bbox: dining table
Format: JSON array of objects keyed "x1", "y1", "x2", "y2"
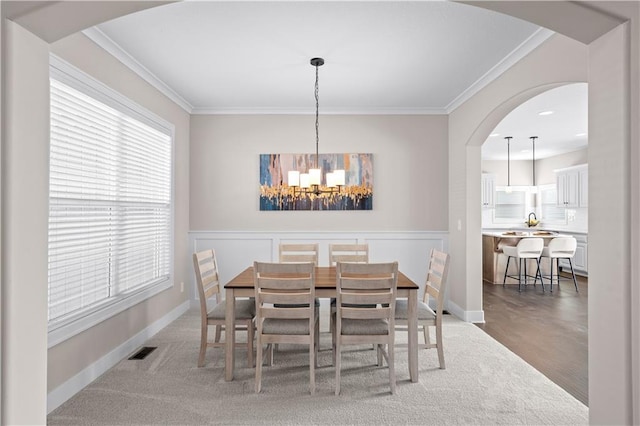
[{"x1": 224, "y1": 265, "x2": 420, "y2": 382}]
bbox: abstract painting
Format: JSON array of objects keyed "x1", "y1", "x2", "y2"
[{"x1": 259, "y1": 153, "x2": 373, "y2": 211}]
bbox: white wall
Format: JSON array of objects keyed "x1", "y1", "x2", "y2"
[
  {"x1": 448, "y1": 32, "x2": 588, "y2": 319},
  {"x1": 587, "y1": 22, "x2": 631, "y2": 424},
  {"x1": 2, "y1": 20, "x2": 50, "y2": 425},
  {"x1": 190, "y1": 114, "x2": 449, "y2": 232}
]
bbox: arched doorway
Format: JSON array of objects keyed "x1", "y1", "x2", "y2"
[{"x1": 478, "y1": 82, "x2": 589, "y2": 404}]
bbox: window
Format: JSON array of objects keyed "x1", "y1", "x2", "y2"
[
  {"x1": 48, "y1": 56, "x2": 173, "y2": 345},
  {"x1": 539, "y1": 184, "x2": 566, "y2": 224},
  {"x1": 493, "y1": 187, "x2": 528, "y2": 222}
]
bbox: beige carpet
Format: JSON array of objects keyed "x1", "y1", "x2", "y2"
[{"x1": 48, "y1": 309, "x2": 588, "y2": 425}]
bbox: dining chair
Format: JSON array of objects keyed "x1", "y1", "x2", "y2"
[
  {"x1": 395, "y1": 249, "x2": 450, "y2": 369},
  {"x1": 253, "y1": 261, "x2": 318, "y2": 394},
  {"x1": 329, "y1": 243, "x2": 370, "y2": 344},
  {"x1": 328, "y1": 243, "x2": 369, "y2": 265},
  {"x1": 275, "y1": 243, "x2": 320, "y2": 352},
  {"x1": 334, "y1": 261, "x2": 398, "y2": 395},
  {"x1": 279, "y1": 243, "x2": 319, "y2": 265},
  {"x1": 193, "y1": 249, "x2": 255, "y2": 368}
]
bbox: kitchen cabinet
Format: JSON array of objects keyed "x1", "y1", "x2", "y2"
[
  {"x1": 482, "y1": 173, "x2": 495, "y2": 208},
  {"x1": 556, "y1": 165, "x2": 587, "y2": 208},
  {"x1": 558, "y1": 232, "x2": 588, "y2": 275}
]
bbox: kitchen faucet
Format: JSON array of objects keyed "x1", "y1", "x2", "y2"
[{"x1": 526, "y1": 212, "x2": 539, "y2": 227}]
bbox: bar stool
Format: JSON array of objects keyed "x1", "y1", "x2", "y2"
[
  {"x1": 540, "y1": 237, "x2": 579, "y2": 292},
  {"x1": 502, "y1": 238, "x2": 545, "y2": 292}
]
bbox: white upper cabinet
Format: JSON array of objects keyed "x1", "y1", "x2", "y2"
[
  {"x1": 481, "y1": 173, "x2": 495, "y2": 208},
  {"x1": 556, "y1": 165, "x2": 587, "y2": 208}
]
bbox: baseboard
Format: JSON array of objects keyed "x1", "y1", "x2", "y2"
[
  {"x1": 47, "y1": 300, "x2": 190, "y2": 414},
  {"x1": 447, "y1": 300, "x2": 485, "y2": 324}
]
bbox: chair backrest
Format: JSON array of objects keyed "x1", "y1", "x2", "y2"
[
  {"x1": 335, "y1": 261, "x2": 398, "y2": 326},
  {"x1": 423, "y1": 249, "x2": 450, "y2": 314},
  {"x1": 193, "y1": 249, "x2": 222, "y2": 314},
  {"x1": 279, "y1": 243, "x2": 319, "y2": 265},
  {"x1": 546, "y1": 237, "x2": 577, "y2": 257},
  {"x1": 516, "y1": 237, "x2": 544, "y2": 258},
  {"x1": 329, "y1": 243, "x2": 369, "y2": 266},
  {"x1": 253, "y1": 261, "x2": 316, "y2": 326}
]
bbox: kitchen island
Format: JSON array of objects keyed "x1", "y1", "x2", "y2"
[{"x1": 482, "y1": 230, "x2": 568, "y2": 285}]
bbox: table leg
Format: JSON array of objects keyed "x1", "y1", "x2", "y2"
[
  {"x1": 408, "y1": 289, "x2": 418, "y2": 382},
  {"x1": 225, "y1": 289, "x2": 236, "y2": 381}
]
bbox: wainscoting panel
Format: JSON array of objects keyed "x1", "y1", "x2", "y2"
[{"x1": 188, "y1": 230, "x2": 449, "y2": 308}]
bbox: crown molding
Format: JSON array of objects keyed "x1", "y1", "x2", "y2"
[
  {"x1": 82, "y1": 27, "x2": 194, "y2": 114},
  {"x1": 445, "y1": 27, "x2": 554, "y2": 113},
  {"x1": 191, "y1": 107, "x2": 448, "y2": 115}
]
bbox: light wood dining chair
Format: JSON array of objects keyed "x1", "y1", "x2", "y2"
[
  {"x1": 329, "y1": 243, "x2": 370, "y2": 343},
  {"x1": 276, "y1": 243, "x2": 320, "y2": 352},
  {"x1": 395, "y1": 248, "x2": 450, "y2": 369},
  {"x1": 193, "y1": 249, "x2": 254, "y2": 368},
  {"x1": 279, "y1": 243, "x2": 319, "y2": 265},
  {"x1": 253, "y1": 261, "x2": 318, "y2": 394},
  {"x1": 329, "y1": 243, "x2": 369, "y2": 265},
  {"x1": 334, "y1": 261, "x2": 398, "y2": 395}
]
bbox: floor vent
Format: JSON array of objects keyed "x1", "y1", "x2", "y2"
[{"x1": 128, "y1": 346, "x2": 157, "y2": 360}]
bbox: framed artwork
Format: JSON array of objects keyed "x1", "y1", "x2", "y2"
[{"x1": 259, "y1": 153, "x2": 373, "y2": 211}]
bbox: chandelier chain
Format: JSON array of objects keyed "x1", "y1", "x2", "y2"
[{"x1": 315, "y1": 63, "x2": 320, "y2": 169}]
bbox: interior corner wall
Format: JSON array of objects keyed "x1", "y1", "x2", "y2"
[
  {"x1": 1, "y1": 19, "x2": 50, "y2": 425},
  {"x1": 46, "y1": 33, "x2": 191, "y2": 397},
  {"x1": 189, "y1": 114, "x2": 449, "y2": 232},
  {"x1": 587, "y1": 22, "x2": 632, "y2": 425},
  {"x1": 447, "y1": 33, "x2": 588, "y2": 318}
]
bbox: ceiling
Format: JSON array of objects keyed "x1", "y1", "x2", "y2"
[
  {"x1": 481, "y1": 83, "x2": 588, "y2": 160},
  {"x1": 87, "y1": 1, "x2": 586, "y2": 157}
]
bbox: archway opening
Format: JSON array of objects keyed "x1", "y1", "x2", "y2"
[{"x1": 476, "y1": 82, "x2": 589, "y2": 405}]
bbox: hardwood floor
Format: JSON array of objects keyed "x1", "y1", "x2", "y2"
[{"x1": 476, "y1": 274, "x2": 588, "y2": 406}]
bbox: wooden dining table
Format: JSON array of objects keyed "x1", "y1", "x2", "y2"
[{"x1": 224, "y1": 265, "x2": 420, "y2": 383}]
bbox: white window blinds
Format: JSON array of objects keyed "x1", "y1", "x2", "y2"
[{"x1": 48, "y1": 76, "x2": 172, "y2": 325}]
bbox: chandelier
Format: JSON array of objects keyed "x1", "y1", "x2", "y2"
[{"x1": 287, "y1": 58, "x2": 345, "y2": 196}]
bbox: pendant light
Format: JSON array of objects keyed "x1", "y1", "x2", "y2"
[
  {"x1": 505, "y1": 136, "x2": 513, "y2": 193},
  {"x1": 530, "y1": 136, "x2": 538, "y2": 193},
  {"x1": 288, "y1": 57, "x2": 345, "y2": 195}
]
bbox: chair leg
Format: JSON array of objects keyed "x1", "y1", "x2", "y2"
[
  {"x1": 198, "y1": 323, "x2": 208, "y2": 368},
  {"x1": 310, "y1": 328, "x2": 316, "y2": 395},
  {"x1": 388, "y1": 341, "x2": 396, "y2": 395},
  {"x1": 436, "y1": 320, "x2": 445, "y2": 369},
  {"x1": 214, "y1": 324, "x2": 222, "y2": 343},
  {"x1": 503, "y1": 256, "x2": 511, "y2": 286},
  {"x1": 518, "y1": 258, "x2": 523, "y2": 292},
  {"x1": 267, "y1": 343, "x2": 274, "y2": 366},
  {"x1": 549, "y1": 257, "x2": 554, "y2": 292},
  {"x1": 568, "y1": 258, "x2": 579, "y2": 292},
  {"x1": 246, "y1": 319, "x2": 254, "y2": 368},
  {"x1": 423, "y1": 324, "x2": 431, "y2": 346},
  {"x1": 314, "y1": 319, "x2": 320, "y2": 368},
  {"x1": 377, "y1": 344, "x2": 383, "y2": 367},
  {"x1": 335, "y1": 340, "x2": 341, "y2": 396},
  {"x1": 535, "y1": 258, "x2": 544, "y2": 292},
  {"x1": 255, "y1": 338, "x2": 263, "y2": 393}
]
